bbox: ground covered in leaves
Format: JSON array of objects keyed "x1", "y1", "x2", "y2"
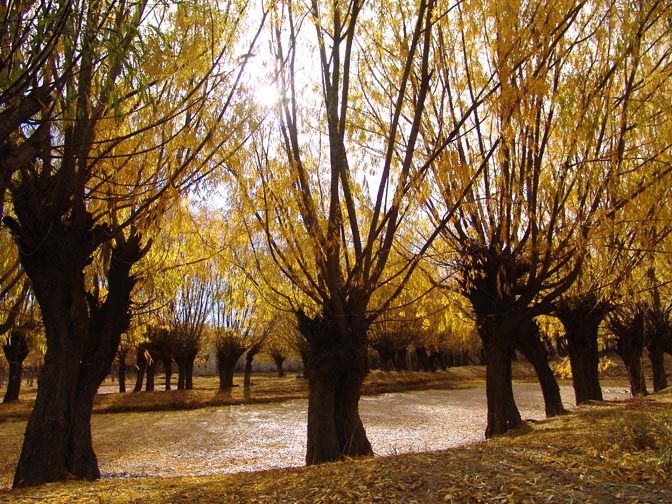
[
  {"x1": 1, "y1": 389, "x2": 671, "y2": 503},
  {"x1": 0, "y1": 358, "x2": 669, "y2": 503}
]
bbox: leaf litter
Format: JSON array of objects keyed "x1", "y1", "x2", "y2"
[{"x1": 0, "y1": 366, "x2": 669, "y2": 503}]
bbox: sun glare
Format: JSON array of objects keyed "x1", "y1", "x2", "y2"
[{"x1": 254, "y1": 83, "x2": 281, "y2": 108}]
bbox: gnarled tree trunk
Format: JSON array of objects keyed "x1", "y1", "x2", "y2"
[{"x1": 298, "y1": 311, "x2": 373, "y2": 465}]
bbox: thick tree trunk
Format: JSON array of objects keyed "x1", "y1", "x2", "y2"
[
  {"x1": 555, "y1": 298, "x2": 606, "y2": 404},
  {"x1": 217, "y1": 355, "x2": 233, "y2": 390},
  {"x1": 244, "y1": 353, "x2": 254, "y2": 387},
  {"x1": 216, "y1": 340, "x2": 245, "y2": 392},
  {"x1": 216, "y1": 351, "x2": 242, "y2": 391},
  {"x1": 646, "y1": 317, "x2": 669, "y2": 392},
  {"x1": 298, "y1": 311, "x2": 373, "y2": 465},
  {"x1": 514, "y1": 319, "x2": 566, "y2": 417},
  {"x1": 482, "y1": 326, "x2": 522, "y2": 438},
  {"x1": 13, "y1": 341, "x2": 83, "y2": 486},
  {"x1": 3, "y1": 329, "x2": 30, "y2": 403},
  {"x1": 117, "y1": 349, "x2": 128, "y2": 393},
  {"x1": 176, "y1": 358, "x2": 187, "y2": 390}
]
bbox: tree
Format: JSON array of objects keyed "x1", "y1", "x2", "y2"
[
  {"x1": 424, "y1": 0, "x2": 604, "y2": 435},
  {"x1": 232, "y1": 0, "x2": 467, "y2": 464},
  {"x1": 425, "y1": 0, "x2": 672, "y2": 435},
  {"x1": 3, "y1": 0, "x2": 261, "y2": 486}
]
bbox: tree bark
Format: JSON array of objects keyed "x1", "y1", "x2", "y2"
[
  {"x1": 145, "y1": 353, "x2": 157, "y2": 392},
  {"x1": 175, "y1": 359, "x2": 186, "y2": 390},
  {"x1": 116, "y1": 349, "x2": 128, "y2": 393},
  {"x1": 185, "y1": 352, "x2": 196, "y2": 390},
  {"x1": 481, "y1": 320, "x2": 522, "y2": 438},
  {"x1": 514, "y1": 319, "x2": 566, "y2": 417},
  {"x1": 555, "y1": 296, "x2": 607, "y2": 404},
  {"x1": 615, "y1": 315, "x2": 648, "y2": 397},
  {"x1": 648, "y1": 342, "x2": 667, "y2": 392},
  {"x1": 8, "y1": 222, "x2": 146, "y2": 487},
  {"x1": 645, "y1": 311, "x2": 669, "y2": 392},
  {"x1": 298, "y1": 311, "x2": 373, "y2": 465}
]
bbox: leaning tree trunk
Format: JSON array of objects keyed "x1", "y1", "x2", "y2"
[
  {"x1": 514, "y1": 319, "x2": 566, "y2": 417},
  {"x1": 297, "y1": 311, "x2": 373, "y2": 465},
  {"x1": 2, "y1": 328, "x2": 30, "y2": 403},
  {"x1": 244, "y1": 344, "x2": 262, "y2": 388},
  {"x1": 555, "y1": 297, "x2": 607, "y2": 405}
]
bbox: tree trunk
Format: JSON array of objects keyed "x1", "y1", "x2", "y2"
[
  {"x1": 162, "y1": 355, "x2": 172, "y2": 391},
  {"x1": 616, "y1": 324, "x2": 648, "y2": 397},
  {"x1": 3, "y1": 329, "x2": 30, "y2": 403},
  {"x1": 145, "y1": 354, "x2": 157, "y2": 392},
  {"x1": 514, "y1": 319, "x2": 566, "y2": 417},
  {"x1": 118, "y1": 359, "x2": 127, "y2": 393},
  {"x1": 646, "y1": 315, "x2": 669, "y2": 392},
  {"x1": 133, "y1": 348, "x2": 146, "y2": 392},
  {"x1": 216, "y1": 339, "x2": 245, "y2": 392},
  {"x1": 272, "y1": 353, "x2": 286, "y2": 377},
  {"x1": 648, "y1": 343, "x2": 667, "y2": 392},
  {"x1": 216, "y1": 350, "x2": 241, "y2": 391},
  {"x1": 482, "y1": 324, "x2": 522, "y2": 438},
  {"x1": 244, "y1": 353, "x2": 254, "y2": 387},
  {"x1": 176, "y1": 358, "x2": 187, "y2": 390},
  {"x1": 297, "y1": 311, "x2": 373, "y2": 465},
  {"x1": 117, "y1": 349, "x2": 128, "y2": 393},
  {"x1": 555, "y1": 298, "x2": 607, "y2": 404},
  {"x1": 185, "y1": 352, "x2": 196, "y2": 390}
]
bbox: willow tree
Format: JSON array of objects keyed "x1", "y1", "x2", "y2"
[
  {"x1": 422, "y1": 0, "x2": 635, "y2": 435},
  {"x1": 230, "y1": 0, "x2": 473, "y2": 464},
  {"x1": 553, "y1": 0, "x2": 672, "y2": 403},
  {"x1": 3, "y1": 0, "x2": 261, "y2": 487}
]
